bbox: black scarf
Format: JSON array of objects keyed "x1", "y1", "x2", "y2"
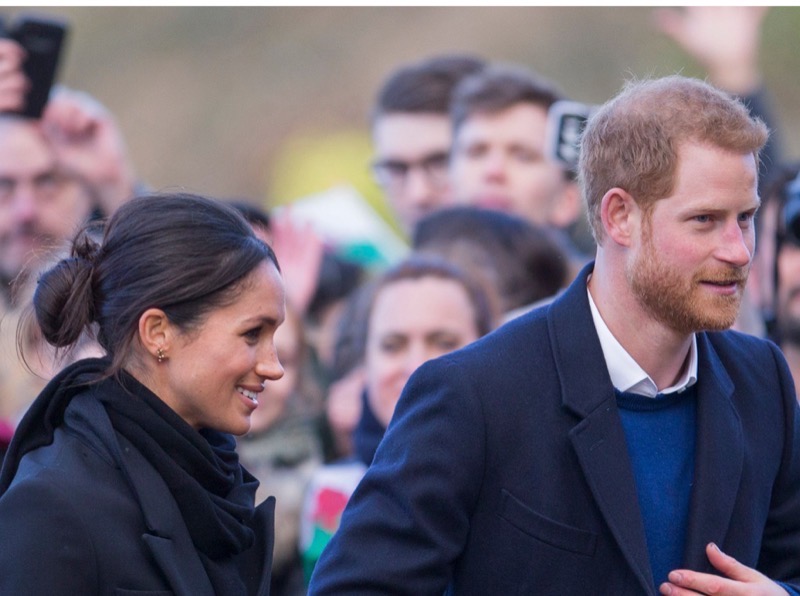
[{"x1": 0, "y1": 358, "x2": 259, "y2": 594}]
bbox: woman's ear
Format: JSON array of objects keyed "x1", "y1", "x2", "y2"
[
  {"x1": 600, "y1": 187, "x2": 640, "y2": 248},
  {"x1": 138, "y1": 308, "x2": 173, "y2": 363}
]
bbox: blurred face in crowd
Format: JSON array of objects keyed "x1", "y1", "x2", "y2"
[
  {"x1": 151, "y1": 260, "x2": 286, "y2": 435},
  {"x1": 751, "y1": 182, "x2": 800, "y2": 345},
  {"x1": 0, "y1": 118, "x2": 92, "y2": 287},
  {"x1": 248, "y1": 306, "x2": 303, "y2": 434},
  {"x1": 450, "y1": 103, "x2": 579, "y2": 229},
  {"x1": 372, "y1": 113, "x2": 454, "y2": 234},
  {"x1": 776, "y1": 238, "x2": 800, "y2": 345},
  {"x1": 625, "y1": 142, "x2": 757, "y2": 335},
  {"x1": 364, "y1": 275, "x2": 480, "y2": 428}
]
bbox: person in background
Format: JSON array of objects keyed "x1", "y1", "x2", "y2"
[
  {"x1": 0, "y1": 89, "x2": 138, "y2": 431},
  {"x1": 0, "y1": 35, "x2": 140, "y2": 435},
  {"x1": 299, "y1": 256, "x2": 495, "y2": 583},
  {"x1": 316, "y1": 277, "x2": 375, "y2": 461},
  {"x1": 0, "y1": 193, "x2": 284, "y2": 594},
  {"x1": 308, "y1": 75, "x2": 800, "y2": 595},
  {"x1": 229, "y1": 200, "x2": 367, "y2": 462},
  {"x1": 370, "y1": 53, "x2": 486, "y2": 236},
  {"x1": 238, "y1": 304, "x2": 324, "y2": 596},
  {"x1": 750, "y1": 163, "x2": 800, "y2": 397},
  {"x1": 448, "y1": 63, "x2": 589, "y2": 262},
  {"x1": 412, "y1": 205, "x2": 569, "y2": 320}
]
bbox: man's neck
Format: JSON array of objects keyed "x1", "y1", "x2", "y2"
[{"x1": 589, "y1": 260, "x2": 693, "y2": 392}]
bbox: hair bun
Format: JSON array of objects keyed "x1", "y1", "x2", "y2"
[
  {"x1": 71, "y1": 222, "x2": 103, "y2": 265},
  {"x1": 34, "y1": 255, "x2": 96, "y2": 348}
]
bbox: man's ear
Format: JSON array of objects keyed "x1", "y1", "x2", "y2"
[
  {"x1": 137, "y1": 308, "x2": 173, "y2": 361},
  {"x1": 600, "y1": 187, "x2": 640, "y2": 247}
]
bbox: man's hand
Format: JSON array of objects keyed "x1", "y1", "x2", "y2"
[
  {"x1": 652, "y1": 7, "x2": 769, "y2": 95},
  {"x1": 41, "y1": 86, "x2": 137, "y2": 215},
  {"x1": 659, "y1": 543, "x2": 788, "y2": 595},
  {"x1": 0, "y1": 38, "x2": 27, "y2": 112}
]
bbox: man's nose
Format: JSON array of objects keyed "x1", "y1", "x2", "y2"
[
  {"x1": 403, "y1": 167, "x2": 438, "y2": 207},
  {"x1": 10, "y1": 185, "x2": 39, "y2": 225},
  {"x1": 717, "y1": 220, "x2": 753, "y2": 268}
]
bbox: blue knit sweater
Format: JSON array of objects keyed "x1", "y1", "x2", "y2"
[{"x1": 616, "y1": 386, "x2": 697, "y2": 590}]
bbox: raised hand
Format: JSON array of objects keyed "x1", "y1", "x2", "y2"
[{"x1": 652, "y1": 7, "x2": 769, "y2": 94}]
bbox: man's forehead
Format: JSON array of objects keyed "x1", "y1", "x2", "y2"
[
  {"x1": 372, "y1": 112, "x2": 451, "y2": 157},
  {"x1": 0, "y1": 117, "x2": 56, "y2": 172},
  {"x1": 454, "y1": 102, "x2": 549, "y2": 140}
]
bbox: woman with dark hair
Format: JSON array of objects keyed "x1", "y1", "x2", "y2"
[{"x1": 0, "y1": 192, "x2": 286, "y2": 595}]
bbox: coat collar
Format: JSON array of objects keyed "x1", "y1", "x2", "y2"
[
  {"x1": 682, "y1": 333, "x2": 741, "y2": 571},
  {"x1": 70, "y1": 392, "x2": 274, "y2": 596},
  {"x1": 69, "y1": 393, "x2": 216, "y2": 596}
]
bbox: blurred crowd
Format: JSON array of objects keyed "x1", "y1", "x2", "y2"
[{"x1": 1, "y1": 7, "x2": 799, "y2": 595}]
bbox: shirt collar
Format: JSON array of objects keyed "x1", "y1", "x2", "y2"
[{"x1": 587, "y1": 286, "x2": 698, "y2": 398}]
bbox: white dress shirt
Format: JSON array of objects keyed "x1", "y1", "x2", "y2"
[{"x1": 587, "y1": 288, "x2": 697, "y2": 397}]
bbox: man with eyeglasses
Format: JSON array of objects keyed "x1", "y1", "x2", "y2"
[
  {"x1": 0, "y1": 117, "x2": 92, "y2": 302},
  {"x1": 370, "y1": 54, "x2": 486, "y2": 236},
  {"x1": 0, "y1": 93, "x2": 136, "y2": 308},
  {"x1": 0, "y1": 40, "x2": 138, "y2": 440}
]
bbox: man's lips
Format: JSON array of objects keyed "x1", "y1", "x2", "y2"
[{"x1": 474, "y1": 195, "x2": 512, "y2": 211}]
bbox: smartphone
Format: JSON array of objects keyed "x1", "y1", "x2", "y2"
[
  {"x1": 1, "y1": 14, "x2": 68, "y2": 118},
  {"x1": 546, "y1": 100, "x2": 596, "y2": 171}
]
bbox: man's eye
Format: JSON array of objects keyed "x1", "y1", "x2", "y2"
[
  {"x1": 243, "y1": 328, "x2": 261, "y2": 342},
  {"x1": 511, "y1": 147, "x2": 538, "y2": 162},
  {"x1": 380, "y1": 338, "x2": 405, "y2": 353},
  {"x1": 0, "y1": 179, "x2": 15, "y2": 200},
  {"x1": 422, "y1": 153, "x2": 449, "y2": 170},
  {"x1": 384, "y1": 162, "x2": 408, "y2": 177},
  {"x1": 463, "y1": 144, "x2": 486, "y2": 159}
]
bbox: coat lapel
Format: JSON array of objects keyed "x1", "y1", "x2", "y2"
[
  {"x1": 67, "y1": 394, "x2": 216, "y2": 595},
  {"x1": 682, "y1": 333, "x2": 743, "y2": 571},
  {"x1": 549, "y1": 264, "x2": 656, "y2": 595},
  {"x1": 116, "y1": 433, "x2": 216, "y2": 596}
]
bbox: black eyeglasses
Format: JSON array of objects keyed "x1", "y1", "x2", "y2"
[{"x1": 371, "y1": 151, "x2": 450, "y2": 191}]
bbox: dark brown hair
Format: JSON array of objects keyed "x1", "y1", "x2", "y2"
[
  {"x1": 413, "y1": 205, "x2": 568, "y2": 313},
  {"x1": 450, "y1": 63, "x2": 564, "y2": 135},
  {"x1": 372, "y1": 53, "x2": 486, "y2": 123},
  {"x1": 28, "y1": 192, "x2": 279, "y2": 378}
]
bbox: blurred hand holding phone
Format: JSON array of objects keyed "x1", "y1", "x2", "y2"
[
  {"x1": 0, "y1": 13, "x2": 68, "y2": 119},
  {"x1": 546, "y1": 100, "x2": 597, "y2": 173}
]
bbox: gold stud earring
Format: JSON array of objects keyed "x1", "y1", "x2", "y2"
[{"x1": 156, "y1": 347, "x2": 166, "y2": 363}]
